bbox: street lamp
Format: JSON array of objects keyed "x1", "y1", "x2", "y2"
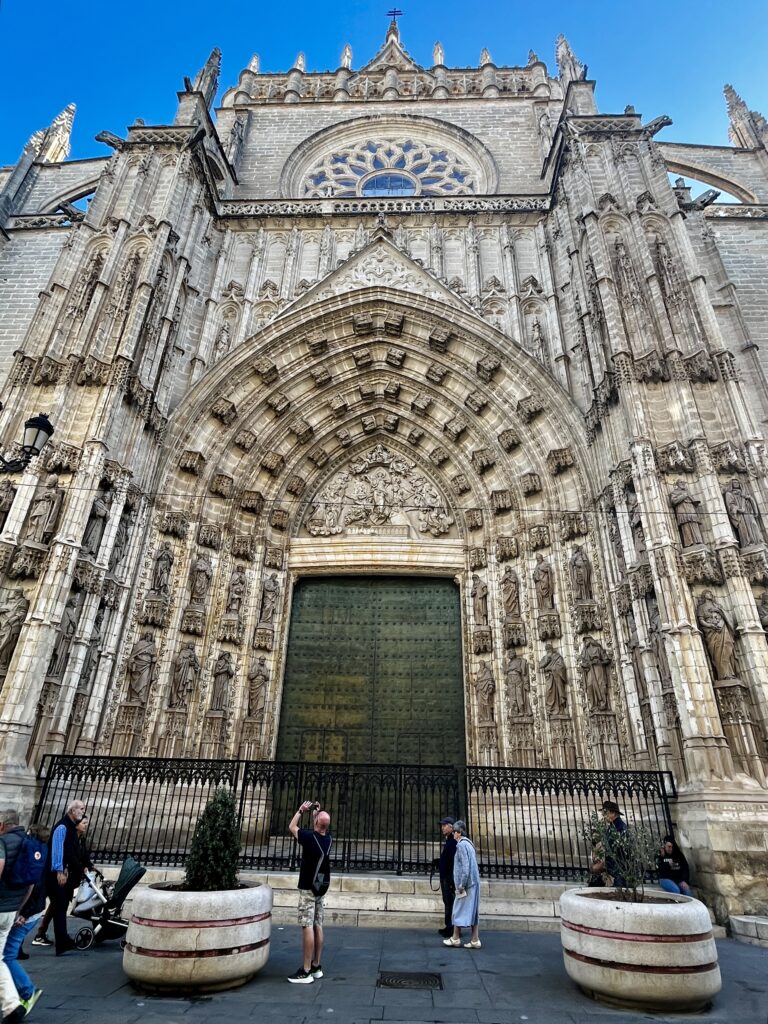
[{"x1": 0, "y1": 413, "x2": 55, "y2": 474}]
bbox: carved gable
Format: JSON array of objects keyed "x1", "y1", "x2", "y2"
[{"x1": 300, "y1": 442, "x2": 455, "y2": 540}]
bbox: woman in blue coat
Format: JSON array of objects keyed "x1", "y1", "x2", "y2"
[{"x1": 443, "y1": 820, "x2": 481, "y2": 948}]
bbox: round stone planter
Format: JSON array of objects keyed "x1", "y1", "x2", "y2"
[
  {"x1": 123, "y1": 881, "x2": 272, "y2": 993},
  {"x1": 560, "y1": 887, "x2": 721, "y2": 1012}
]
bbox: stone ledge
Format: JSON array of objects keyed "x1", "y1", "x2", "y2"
[{"x1": 730, "y1": 915, "x2": 768, "y2": 947}]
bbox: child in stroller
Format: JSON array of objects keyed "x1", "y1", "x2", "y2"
[{"x1": 70, "y1": 856, "x2": 146, "y2": 949}]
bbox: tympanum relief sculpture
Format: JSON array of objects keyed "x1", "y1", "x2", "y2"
[{"x1": 302, "y1": 443, "x2": 454, "y2": 539}]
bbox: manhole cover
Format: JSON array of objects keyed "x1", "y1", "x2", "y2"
[{"x1": 377, "y1": 971, "x2": 443, "y2": 990}]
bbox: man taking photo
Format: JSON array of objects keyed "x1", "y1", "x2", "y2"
[{"x1": 287, "y1": 799, "x2": 332, "y2": 984}]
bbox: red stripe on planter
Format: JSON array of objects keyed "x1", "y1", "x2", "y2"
[
  {"x1": 564, "y1": 949, "x2": 718, "y2": 974},
  {"x1": 562, "y1": 920, "x2": 713, "y2": 943},
  {"x1": 125, "y1": 937, "x2": 270, "y2": 959},
  {"x1": 131, "y1": 911, "x2": 272, "y2": 929}
]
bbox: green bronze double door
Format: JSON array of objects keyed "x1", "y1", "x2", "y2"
[{"x1": 276, "y1": 576, "x2": 465, "y2": 766}]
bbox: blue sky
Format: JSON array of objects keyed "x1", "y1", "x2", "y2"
[{"x1": 1, "y1": 0, "x2": 767, "y2": 166}]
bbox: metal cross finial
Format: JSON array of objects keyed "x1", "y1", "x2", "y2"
[{"x1": 387, "y1": 8, "x2": 403, "y2": 21}]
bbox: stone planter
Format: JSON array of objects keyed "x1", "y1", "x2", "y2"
[
  {"x1": 560, "y1": 887, "x2": 721, "y2": 1012},
  {"x1": 123, "y1": 881, "x2": 272, "y2": 993}
]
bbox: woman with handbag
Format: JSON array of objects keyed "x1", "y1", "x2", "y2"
[{"x1": 443, "y1": 821, "x2": 482, "y2": 949}]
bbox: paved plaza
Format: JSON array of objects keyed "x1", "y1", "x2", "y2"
[{"x1": 15, "y1": 924, "x2": 768, "y2": 1024}]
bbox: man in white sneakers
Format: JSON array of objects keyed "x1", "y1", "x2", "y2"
[{"x1": 286, "y1": 800, "x2": 332, "y2": 984}]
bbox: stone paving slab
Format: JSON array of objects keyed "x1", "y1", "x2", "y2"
[{"x1": 13, "y1": 922, "x2": 768, "y2": 1024}]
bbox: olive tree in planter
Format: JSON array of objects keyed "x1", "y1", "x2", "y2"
[
  {"x1": 560, "y1": 813, "x2": 721, "y2": 1012},
  {"x1": 123, "y1": 788, "x2": 272, "y2": 993}
]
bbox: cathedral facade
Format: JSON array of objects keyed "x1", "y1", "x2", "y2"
[{"x1": 1, "y1": 24, "x2": 767, "y2": 919}]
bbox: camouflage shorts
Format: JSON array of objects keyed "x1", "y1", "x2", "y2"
[{"x1": 298, "y1": 888, "x2": 325, "y2": 928}]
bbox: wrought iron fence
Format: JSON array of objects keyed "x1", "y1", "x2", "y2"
[{"x1": 34, "y1": 754, "x2": 675, "y2": 879}]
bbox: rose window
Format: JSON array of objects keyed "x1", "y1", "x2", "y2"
[{"x1": 302, "y1": 139, "x2": 476, "y2": 198}]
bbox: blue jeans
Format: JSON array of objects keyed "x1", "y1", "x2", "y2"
[
  {"x1": 3, "y1": 913, "x2": 41, "y2": 1000},
  {"x1": 658, "y1": 878, "x2": 691, "y2": 895}
]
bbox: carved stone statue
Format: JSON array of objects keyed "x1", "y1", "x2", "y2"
[
  {"x1": 189, "y1": 552, "x2": 213, "y2": 606},
  {"x1": 540, "y1": 643, "x2": 568, "y2": 714},
  {"x1": 471, "y1": 574, "x2": 488, "y2": 627},
  {"x1": 247, "y1": 655, "x2": 269, "y2": 718},
  {"x1": 126, "y1": 630, "x2": 158, "y2": 704},
  {"x1": 169, "y1": 643, "x2": 200, "y2": 710},
  {"x1": 626, "y1": 490, "x2": 646, "y2": 557},
  {"x1": 81, "y1": 488, "x2": 111, "y2": 558},
  {"x1": 505, "y1": 653, "x2": 530, "y2": 716},
  {"x1": 648, "y1": 598, "x2": 673, "y2": 690},
  {"x1": 724, "y1": 479, "x2": 762, "y2": 549},
  {"x1": 758, "y1": 591, "x2": 768, "y2": 634},
  {"x1": 151, "y1": 542, "x2": 174, "y2": 597},
  {"x1": 669, "y1": 480, "x2": 704, "y2": 548},
  {"x1": 696, "y1": 590, "x2": 737, "y2": 680},
  {"x1": 0, "y1": 479, "x2": 16, "y2": 532},
  {"x1": 473, "y1": 661, "x2": 496, "y2": 723},
  {"x1": 24, "y1": 474, "x2": 63, "y2": 545},
  {"x1": 226, "y1": 565, "x2": 247, "y2": 616},
  {"x1": 210, "y1": 651, "x2": 235, "y2": 712},
  {"x1": 79, "y1": 607, "x2": 104, "y2": 692},
  {"x1": 533, "y1": 553, "x2": 555, "y2": 610},
  {"x1": 259, "y1": 572, "x2": 280, "y2": 625},
  {"x1": 47, "y1": 594, "x2": 79, "y2": 679},
  {"x1": 570, "y1": 545, "x2": 593, "y2": 602},
  {"x1": 500, "y1": 565, "x2": 521, "y2": 621},
  {"x1": 0, "y1": 590, "x2": 29, "y2": 669},
  {"x1": 108, "y1": 513, "x2": 130, "y2": 573},
  {"x1": 579, "y1": 637, "x2": 613, "y2": 712}
]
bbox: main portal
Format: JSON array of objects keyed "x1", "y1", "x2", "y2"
[{"x1": 276, "y1": 576, "x2": 465, "y2": 765}]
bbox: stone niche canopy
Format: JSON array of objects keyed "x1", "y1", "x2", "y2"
[{"x1": 300, "y1": 442, "x2": 456, "y2": 539}]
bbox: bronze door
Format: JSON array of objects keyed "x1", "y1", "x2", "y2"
[{"x1": 276, "y1": 576, "x2": 465, "y2": 766}]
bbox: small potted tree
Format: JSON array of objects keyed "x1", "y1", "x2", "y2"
[
  {"x1": 123, "y1": 788, "x2": 272, "y2": 992},
  {"x1": 559, "y1": 811, "x2": 721, "y2": 1011}
]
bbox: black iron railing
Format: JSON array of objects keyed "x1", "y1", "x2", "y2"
[{"x1": 34, "y1": 754, "x2": 675, "y2": 880}]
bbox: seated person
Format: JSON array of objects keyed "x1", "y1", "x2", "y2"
[{"x1": 656, "y1": 835, "x2": 692, "y2": 895}]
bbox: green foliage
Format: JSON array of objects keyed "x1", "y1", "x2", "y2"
[
  {"x1": 185, "y1": 788, "x2": 241, "y2": 892},
  {"x1": 582, "y1": 811, "x2": 659, "y2": 903}
]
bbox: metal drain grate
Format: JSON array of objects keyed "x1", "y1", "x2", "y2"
[{"x1": 377, "y1": 970, "x2": 443, "y2": 990}]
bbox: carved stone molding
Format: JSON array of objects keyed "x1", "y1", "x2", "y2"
[
  {"x1": 210, "y1": 474, "x2": 234, "y2": 498},
  {"x1": 353, "y1": 347, "x2": 373, "y2": 369},
  {"x1": 469, "y1": 547, "x2": 487, "y2": 570},
  {"x1": 628, "y1": 562, "x2": 654, "y2": 598},
  {"x1": 429, "y1": 446, "x2": 449, "y2": 466},
  {"x1": 428, "y1": 327, "x2": 452, "y2": 352},
  {"x1": 269, "y1": 508, "x2": 290, "y2": 531},
  {"x1": 615, "y1": 583, "x2": 631, "y2": 614},
  {"x1": 407, "y1": 428, "x2": 424, "y2": 446},
  {"x1": 361, "y1": 415, "x2": 377, "y2": 433},
  {"x1": 211, "y1": 398, "x2": 237, "y2": 425},
  {"x1": 635, "y1": 350, "x2": 669, "y2": 384},
  {"x1": 179, "y1": 450, "x2": 205, "y2": 475},
  {"x1": 254, "y1": 357, "x2": 278, "y2": 384},
  {"x1": 741, "y1": 548, "x2": 768, "y2": 585},
  {"x1": 260, "y1": 451, "x2": 284, "y2": 476},
  {"x1": 310, "y1": 366, "x2": 332, "y2": 388},
  {"x1": 711, "y1": 441, "x2": 747, "y2": 474},
  {"x1": 330, "y1": 394, "x2": 348, "y2": 418},
  {"x1": 452, "y1": 474, "x2": 471, "y2": 495},
  {"x1": 33, "y1": 356, "x2": 66, "y2": 387},
  {"x1": 264, "y1": 546, "x2": 284, "y2": 570},
  {"x1": 713, "y1": 350, "x2": 738, "y2": 381},
  {"x1": 386, "y1": 346, "x2": 406, "y2": 367},
  {"x1": 336, "y1": 429, "x2": 353, "y2": 447},
  {"x1": 476, "y1": 356, "x2": 500, "y2": 383},
  {"x1": 102, "y1": 578, "x2": 119, "y2": 608},
  {"x1": 496, "y1": 536, "x2": 519, "y2": 561},
  {"x1": 267, "y1": 392, "x2": 290, "y2": 418},
  {"x1": 383, "y1": 414, "x2": 399, "y2": 432},
  {"x1": 529, "y1": 524, "x2": 550, "y2": 550},
  {"x1": 234, "y1": 429, "x2": 256, "y2": 452},
  {"x1": 443, "y1": 415, "x2": 468, "y2": 442},
  {"x1": 8, "y1": 545, "x2": 46, "y2": 580},
  {"x1": 411, "y1": 392, "x2": 432, "y2": 416},
  {"x1": 491, "y1": 489, "x2": 513, "y2": 514},
  {"x1": 43, "y1": 443, "x2": 81, "y2": 475},
  {"x1": 74, "y1": 559, "x2": 104, "y2": 594},
  {"x1": 289, "y1": 418, "x2": 313, "y2": 443},
  {"x1": 240, "y1": 490, "x2": 264, "y2": 514},
  {"x1": 498, "y1": 430, "x2": 521, "y2": 452},
  {"x1": 198, "y1": 524, "x2": 222, "y2": 550},
  {"x1": 685, "y1": 350, "x2": 718, "y2": 384},
  {"x1": 384, "y1": 379, "x2": 401, "y2": 402},
  {"x1": 537, "y1": 613, "x2": 561, "y2": 641},
  {"x1": 384, "y1": 313, "x2": 405, "y2": 337},
  {"x1": 141, "y1": 594, "x2": 171, "y2": 628},
  {"x1": 352, "y1": 313, "x2": 374, "y2": 336},
  {"x1": 231, "y1": 534, "x2": 255, "y2": 561},
  {"x1": 546, "y1": 447, "x2": 574, "y2": 475},
  {"x1": 465, "y1": 391, "x2": 488, "y2": 415},
  {"x1": 656, "y1": 441, "x2": 694, "y2": 474},
  {"x1": 472, "y1": 628, "x2": 493, "y2": 654},
  {"x1": 181, "y1": 606, "x2": 205, "y2": 636},
  {"x1": 503, "y1": 622, "x2": 526, "y2": 648},
  {"x1": 157, "y1": 511, "x2": 189, "y2": 538},
  {"x1": 77, "y1": 355, "x2": 112, "y2": 386},
  {"x1": 517, "y1": 394, "x2": 543, "y2": 424},
  {"x1": 471, "y1": 448, "x2": 496, "y2": 474},
  {"x1": 218, "y1": 617, "x2": 244, "y2": 645},
  {"x1": 574, "y1": 601, "x2": 602, "y2": 634},
  {"x1": 307, "y1": 336, "x2": 328, "y2": 356},
  {"x1": 718, "y1": 546, "x2": 743, "y2": 580},
  {"x1": 253, "y1": 626, "x2": 274, "y2": 651},
  {"x1": 466, "y1": 509, "x2": 484, "y2": 531},
  {"x1": 521, "y1": 472, "x2": 541, "y2": 496},
  {"x1": 560, "y1": 512, "x2": 588, "y2": 541},
  {"x1": 286, "y1": 475, "x2": 306, "y2": 496},
  {"x1": 681, "y1": 547, "x2": 723, "y2": 585},
  {"x1": 426, "y1": 362, "x2": 448, "y2": 385},
  {"x1": 308, "y1": 446, "x2": 329, "y2": 467}
]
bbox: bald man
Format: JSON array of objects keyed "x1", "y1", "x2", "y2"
[{"x1": 287, "y1": 800, "x2": 332, "y2": 984}]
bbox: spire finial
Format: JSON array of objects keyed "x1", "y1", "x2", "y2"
[
  {"x1": 386, "y1": 8, "x2": 402, "y2": 40},
  {"x1": 555, "y1": 33, "x2": 586, "y2": 85},
  {"x1": 35, "y1": 103, "x2": 76, "y2": 163},
  {"x1": 193, "y1": 47, "x2": 222, "y2": 108},
  {"x1": 724, "y1": 83, "x2": 748, "y2": 118}
]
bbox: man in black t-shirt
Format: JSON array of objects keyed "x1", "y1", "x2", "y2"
[{"x1": 287, "y1": 800, "x2": 332, "y2": 984}]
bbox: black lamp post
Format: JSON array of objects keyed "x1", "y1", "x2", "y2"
[{"x1": 0, "y1": 413, "x2": 55, "y2": 473}]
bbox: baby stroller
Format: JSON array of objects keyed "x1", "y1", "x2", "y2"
[{"x1": 70, "y1": 855, "x2": 146, "y2": 949}]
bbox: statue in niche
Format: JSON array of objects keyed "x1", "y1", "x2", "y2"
[
  {"x1": 648, "y1": 598, "x2": 673, "y2": 690},
  {"x1": 81, "y1": 488, "x2": 111, "y2": 558},
  {"x1": 150, "y1": 542, "x2": 174, "y2": 597},
  {"x1": 108, "y1": 513, "x2": 130, "y2": 573},
  {"x1": 724, "y1": 479, "x2": 762, "y2": 549},
  {"x1": 473, "y1": 661, "x2": 496, "y2": 723},
  {"x1": 757, "y1": 591, "x2": 768, "y2": 634},
  {"x1": 247, "y1": 655, "x2": 270, "y2": 718},
  {"x1": 258, "y1": 572, "x2": 280, "y2": 625},
  {"x1": 669, "y1": 480, "x2": 704, "y2": 548},
  {"x1": 126, "y1": 630, "x2": 158, "y2": 705},
  {"x1": 47, "y1": 594, "x2": 79, "y2": 679},
  {"x1": 696, "y1": 590, "x2": 737, "y2": 680},
  {"x1": 79, "y1": 607, "x2": 104, "y2": 693},
  {"x1": 24, "y1": 474, "x2": 63, "y2": 545},
  {"x1": 504, "y1": 653, "x2": 530, "y2": 716},
  {"x1": 189, "y1": 552, "x2": 213, "y2": 606},
  {"x1": 540, "y1": 643, "x2": 568, "y2": 714},
  {"x1": 0, "y1": 590, "x2": 29, "y2": 669},
  {"x1": 579, "y1": 637, "x2": 613, "y2": 712},
  {"x1": 625, "y1": 611, "x2": 647, "y2": 700},
  {"x1": 226, "y1": 566, "x2": 247, "y2": 616},
  {"x1": 626, "y1": 490, "x2": 646, "y2": 558},
  {"x1": 570, "y1": 545, "x2": 593, "y2": 602},
  {"x1": 0, "y1": 479, "x2": 16, "y2": 532},
  {"x1": 538, "y1": 111, "x2": 554, "y2": 154},
  {"x1": 533, "y1": 553, "x2": 555, "y2": 610},
  {"x1": 471, "y1": 574, "x2": 488, "y2": 627},
  {"x1": 169, "y1": 643, "x2": 200, "y2": 710},
  {"x1": 500, "y1": 565, "x2": 521, "y2": 621},
  {"x1": 210, "y1": 651, "x2": 235, "y2": 712}
]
